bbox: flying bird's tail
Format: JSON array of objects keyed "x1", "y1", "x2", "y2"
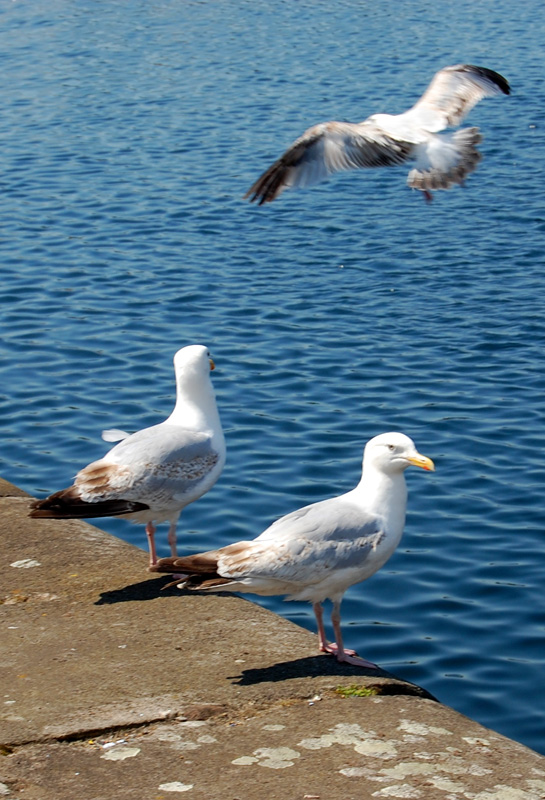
[{"x1": 407, "y1": 127, "x2": 482, "y2": 194}]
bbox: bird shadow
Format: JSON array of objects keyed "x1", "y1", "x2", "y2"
[
  {"x1": 95, "y1": 575, "x2": 180, "y2": 604},
  {"x1": 229, "y1": 656, "x2": 437, "y2": 700},
  {"x1": 228, "y1": 655, "x2": 384, "y2": 684}
]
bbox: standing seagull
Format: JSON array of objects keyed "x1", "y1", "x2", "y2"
[
  {"x1": 30, "y1": 345, "x2": 226, "y2": 567},
  {"x1": 245, "y1": 64, "x2": 510, "y2": 204},
  {"x1": 150, "y1": 432, "x2": 434, "y2": 668}
]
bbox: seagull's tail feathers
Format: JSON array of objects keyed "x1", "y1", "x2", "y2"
[
  {"x1": 407, "y1": 127, "x2": 482, "y2": 193},
  {"x1": 29, "y1": 489, "x2": 149, "y2": 519},
  {"x1": 149, "y1": 551, "x2": 233, "y2": 590}
]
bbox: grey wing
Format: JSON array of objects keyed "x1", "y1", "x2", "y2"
[
  {"x1": 409, "y1": 64, "x2": 510, "y2": 129},
  {"x1": 257, "y1": 496, "x2": 381, "y2": 543},
  {"x1": 245, "y1": 120, "x2": 413, "y2": 204},
  {"x1": 105, "y1": 424, "x2": 221, "y2": 501},
  {"x1": 222, "y1": 499, "x2": 385, "y2": 583}
]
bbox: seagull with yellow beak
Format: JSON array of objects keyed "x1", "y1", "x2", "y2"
[{"x1": 151, "y1": 432, "x2": 433, "y2": 668}]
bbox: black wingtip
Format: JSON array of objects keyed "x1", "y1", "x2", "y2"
[
  {"x1": 466, "y1": 65, "x2": 511, "y2": 95},
  {"x1": 29, "y1": 495, "x2": 150, "y2": 520}
]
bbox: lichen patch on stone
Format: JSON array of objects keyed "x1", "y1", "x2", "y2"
[
  {"x1": 101, "y1": 746, "x2": 141, "y2": 761},
  {"x1": 158, "y1": 782, "x2": 194, "y2": 792},
  {"x1": 398, "y1": 720, "x2": 453, "y2": 737},
  {"x1": 10, "y1": 559, "x2": 41, "y2": 569},
  {"x1": 371, "y1": 783, "x2": 422, "y2": 798},
  {"x1": 232, "y1": 747, "x2": 300, "y2": 769}
]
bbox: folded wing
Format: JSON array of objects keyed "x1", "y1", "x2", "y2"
[{"x1": 30, "y1": 426, "x2": 220, "y2": 518}]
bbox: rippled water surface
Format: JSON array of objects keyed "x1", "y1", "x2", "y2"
[{"x1": 2, "y1": 0, "x2": 545, "y2": 754}]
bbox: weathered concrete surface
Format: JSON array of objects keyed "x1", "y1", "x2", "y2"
[{"x1": 1, "y1": 479, "x2": 544, "y2": 799}]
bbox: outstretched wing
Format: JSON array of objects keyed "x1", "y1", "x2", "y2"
[
  {"x1": 405, "y1": 64, "x2": 510, "y2": 131},
  {"x1": 245, "y1": 120, "x2": 412, "y2": 204}
]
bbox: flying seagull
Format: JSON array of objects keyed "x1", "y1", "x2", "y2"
[
  {"x1": 245, "y1": 64, "x2": 510, "y2": 204},
  {"x1": 29, "y1": 345, "x2": 226, "y2": 567},
  {"x1": 150, "y1": 432, "x2": 434, "y2": 668}
]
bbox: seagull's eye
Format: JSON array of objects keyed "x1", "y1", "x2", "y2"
[{"x1": 388, "y1": 444, "x2": 396, "y2": 452}]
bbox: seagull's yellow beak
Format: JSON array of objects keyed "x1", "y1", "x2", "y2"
[
  {"x1": 209, "y1": 358, "x2": 215, "y2": 371},
  {"x1": 406, "y1": 452, "x2": 435, "y2": 471}
]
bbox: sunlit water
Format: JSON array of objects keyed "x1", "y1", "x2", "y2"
[{"x1": 1, "y1": 0, "x2": 545, "y2": 754}]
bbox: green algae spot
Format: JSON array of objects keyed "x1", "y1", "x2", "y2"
[{"x1": 335, "y1": 684, "x2": 379, "y2": 698}]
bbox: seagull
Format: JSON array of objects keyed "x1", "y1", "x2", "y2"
[
  {"x1": 29, "y1": 345, "x2": 226, "y2": 567},
  {"x1": 244, "y1": 64, "x2": 510, "y2": 204},
  {"x1": 150, "y1": 432, "x2": 434, "y2": 668}
]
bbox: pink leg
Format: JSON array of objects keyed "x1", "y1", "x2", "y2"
[
  {"x1": 146, "y1": 521, "x2": 158, "y2": 567},
  {"x1": 313, "y1": 602, "x2": 357, "y2": 657},
  {"x1": 313, "y1": 602, "x2": 329, "y2": 652},
  {"x1": 167, "y1": 519, "x2": 178, "y2": 558},
  {"x1": 423, "y1": 189, "x2": 433, "y2": 204},
  {"x1": 330, "y1": 600, "x2": 378, "y2": 669},
  {"x1": 166, "y1": 517, "x2": 187, "y2": 578}
]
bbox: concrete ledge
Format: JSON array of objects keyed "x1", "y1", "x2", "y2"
[
  {"x1": 1, "y1": 478, "x2": 544, "y2": 799},
  {"x1": 0, "y1": 478, "x2": 30, "y2": 498}
]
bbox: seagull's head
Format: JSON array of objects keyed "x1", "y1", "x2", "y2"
[
  {"x1": 174, "y1": 344, "x2": 215, "y2": 386},
  {"x1": 363, "y1": 432, "x2": 435, "y2": 475}
]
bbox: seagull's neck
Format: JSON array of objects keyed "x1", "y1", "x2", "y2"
[
  {"x1": 167, "y1": 383, "x2": 222, "y2": 441},
  {"x1": 355, "y1": 465, "x2": 408, "y2": 531}
]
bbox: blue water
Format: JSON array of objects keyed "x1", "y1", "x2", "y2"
[{"x1": 2, "y1": 0, "x2": 545, "y2": 754}]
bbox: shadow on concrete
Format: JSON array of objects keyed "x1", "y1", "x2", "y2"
[
  {"x1": 231, "y1": 655, "x2": 389, "y2": 683},
  {"x1": 95, "y1": 576, "x2": 181, "y2": 604},
  {"x1": 230, "y1": 657, "x2": 437, "y2": 699}
]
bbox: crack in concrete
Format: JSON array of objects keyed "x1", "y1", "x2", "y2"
[{"x1": 1, "y1": 684, "x2": 435, "y2": 752}]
